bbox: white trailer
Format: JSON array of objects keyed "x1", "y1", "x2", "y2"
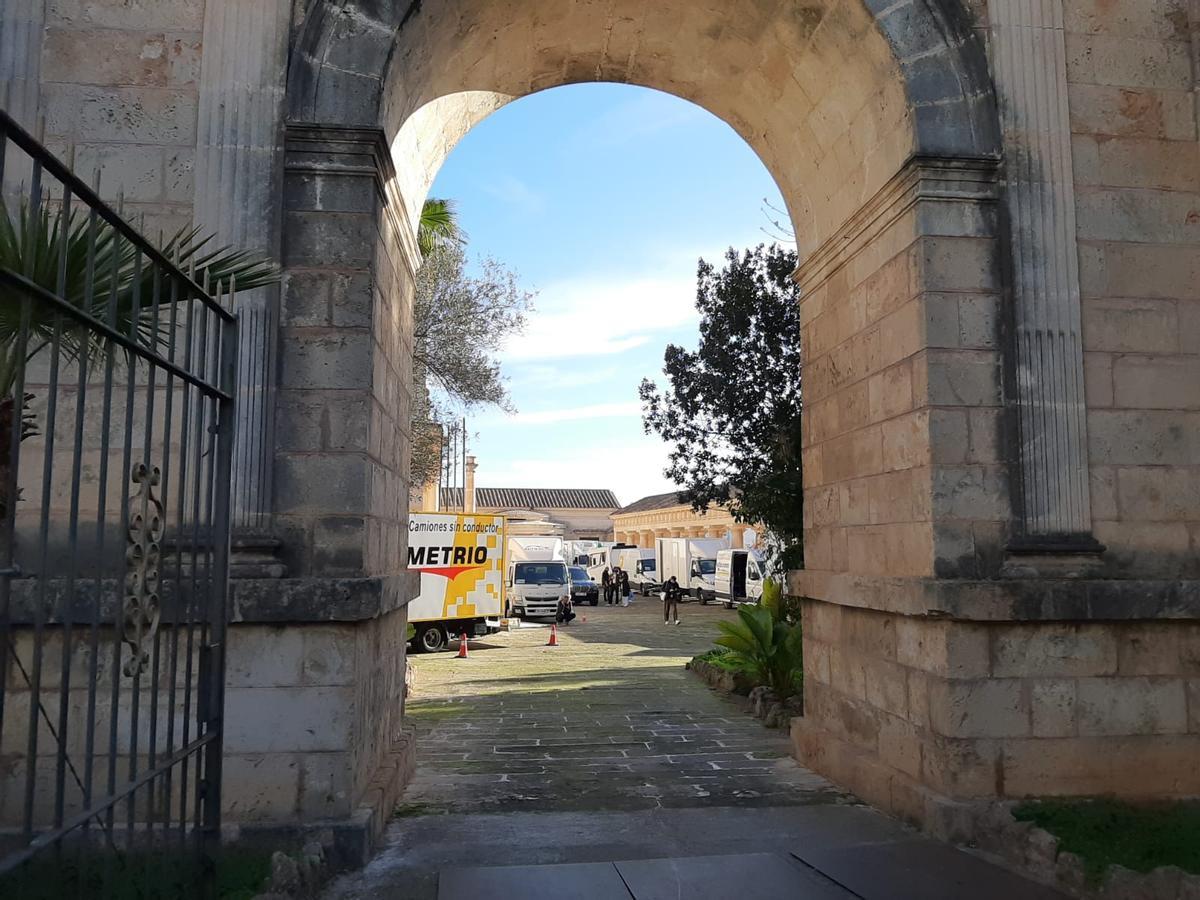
[
  {"x1": 609, "y1": 547, "x2": 657, "y2": 595},
  {"x1": 655, "y1": 537, "x2": 727, "y2": 603},
  {"x1": 406, "y1": 512, "x2": 507, "y2": 652},
  {"x1": 507, "y1": 536, "x2": 570, "y2": 619},
  {"x1": 714, "y1": 548, "x2": 769, "y2": 608}
]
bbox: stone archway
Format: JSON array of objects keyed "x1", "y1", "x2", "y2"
[
  {"x1": 270, "y1": 0, "x2": 1016, "y2": 835},
  {"x1": 152, "y1": 0, "x2": 1196, "y2": 856}
]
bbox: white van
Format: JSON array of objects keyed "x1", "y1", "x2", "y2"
[{"x1": 715, "y1": 548, "x2": 768, "y2": 609}]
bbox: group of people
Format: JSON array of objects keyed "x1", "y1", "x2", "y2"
[{"x1": 600, "y1": 567, "x2": 631, "y2": 605}]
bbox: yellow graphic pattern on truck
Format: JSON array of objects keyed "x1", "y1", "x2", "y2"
[{"x1": 407, "y1": 513, "x2": 506, "y2": 623}]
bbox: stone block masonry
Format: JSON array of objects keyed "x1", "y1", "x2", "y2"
[{"x1": 794, "y1": 600, "x2": 1200, "y2": 834}]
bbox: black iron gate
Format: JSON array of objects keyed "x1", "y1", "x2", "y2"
[{"x1": 0, "y1": 110, "x2": 237, "y2": 897}]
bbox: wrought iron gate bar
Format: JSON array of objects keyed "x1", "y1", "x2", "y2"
[
  {"x1": 0, "y1": 732, "x2": 219, "y2": 874},
  {"x1": 0, "y1": 106, "x2": 237, "y2": 898},
  {"x1": 0, "y1": 269, "x2": 234, "y2": 400}
]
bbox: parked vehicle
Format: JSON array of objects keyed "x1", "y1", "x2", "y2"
[
  {"x1": 655, "y1": 537, "x2": 727, "y2": 603},
  {"x1": 507, "y1": 536, "x2": 570, "y2": 619},
  {"x1": 584, "y1": 543, "x2": 638, "y2": 584},
  {"x1": 568, "y1": 566, "x2": 600, "y2": 606},
  {"x1": 609, "y1": 547, "x2": 657, "y2": 595},
  {"x1": 714, "y1": 548, "x2": 768, "y2": 609},
  {"x1": 406, "y1": 512, "x2": 506, "y2": 652}
]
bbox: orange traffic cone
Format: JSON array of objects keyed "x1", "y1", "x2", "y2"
[
  {"x1": 547, "y1": 624, "x2": 558, "y2": 647},
  {"x1": 457, "y1": 632, "x2": 469, "y2": 658}
]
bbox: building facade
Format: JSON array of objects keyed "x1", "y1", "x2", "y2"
[{"x1": 611, "y1": 491, "x2": 757, "y2": 549}]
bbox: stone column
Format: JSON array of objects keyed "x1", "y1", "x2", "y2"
[
  {"x1": 464, "y1": 455, "x2": 478, "y2": 513},
  {"x1": 0, "y1": 0, "x2": 43, "y2": 131},
  {"x1": 729, "y1": 528, "x2": 744, "y2": 550},
  {"x1": 193, "y1": 0, "x2": 291, "y2": 575},
  {"x1": 988, "y1": 0, "x2": 1099, "y2": 553}
]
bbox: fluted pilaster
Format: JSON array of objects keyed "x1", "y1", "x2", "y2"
[
  {"x1": 989, "y1": 0, "x2": 1096, "y2": 545},
  {"x1": 0, "y1": 0, "x2": 44, "y2": 130},
  {"x1": 194, "y1": 0, "x2": 291, "y2": 535}
]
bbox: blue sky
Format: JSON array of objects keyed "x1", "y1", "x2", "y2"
[{"x1": 429, "y1": 83, "x2": 788, "y2": 507}]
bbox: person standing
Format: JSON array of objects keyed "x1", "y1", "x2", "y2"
[
  {"x1": 619, "y1": 568, "x2": 631, "y2": 607},
  {"x1": 663, "y1": 576, "x2": 682, "y2": 625},
  {"x1": 601, "y1": 567, "x2": 613, "y2": 605}
]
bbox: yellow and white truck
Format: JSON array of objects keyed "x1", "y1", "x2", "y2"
[{"x1": 406, "y1": 511, "x2": 507, "y2": 652}]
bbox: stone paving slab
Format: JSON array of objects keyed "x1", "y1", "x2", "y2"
[
  {"x1": 615, "y1": 852, "x2": 855, "y2": 900},
  {"x1": 438, "y1": 861, "x2": 632, "y2": 900},
  {"x1": 792, "y1": 839, "x2": 1068, "y2": 900},
  {"x1": 398, "y1": 602, "x2": 843, "y2": 814}
]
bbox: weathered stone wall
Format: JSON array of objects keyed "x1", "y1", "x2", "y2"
[
  {"x1": 36, "y1": 0, "x2": 204, "y2": 235},
  {"x1": 1064, "y1": 0, "x2": 1200, "y2": 577},
  {"x1": 224, "y1": 609, "x2": 413, "y2": 847},
  {"x1": 275, "y1": 124, "x2": 414, "y2": 593},
  {"x1": 795, "y1": 601, "x2": 1200, "y2": 833},
  {"x1": 797, "y1": 158, "x2": 1008, "y2": 586}
]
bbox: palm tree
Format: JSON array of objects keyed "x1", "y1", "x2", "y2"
[
  {"x1": 418, "y1": 197, "x2": 465, "y2": 258},
  {"x1": 0, "y1": 195, "x2": 280, "y2": 517}
]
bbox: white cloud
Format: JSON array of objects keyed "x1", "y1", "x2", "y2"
[
  {"x1": 481, "y1": 174, "x2": 546, "y2": 216},
  {"x1": 502, "y1": 273, "x2": 698, "y2": 360},
  {"x1": 569, "y1": 90, "x2": 707, "y2": 150},
  {"x1": 508, "y1": 362, "x2": 624, "y2": 389},
  {"x1": 480, "y1": 401, "x2": 641, "y2": 426}
]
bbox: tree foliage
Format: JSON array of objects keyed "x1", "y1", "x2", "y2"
[
  {"x1": 639, "y1": 244, "x2": 803, "y2": 542},
  {"x1": 410, "y1": 241, "x2": 532, "y2": 485}
]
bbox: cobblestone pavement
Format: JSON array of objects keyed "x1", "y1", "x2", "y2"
[{"x1": 397, "y1": 599, "x2": 842, "y2": 814}]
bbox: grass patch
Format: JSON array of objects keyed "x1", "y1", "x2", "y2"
[
  {"x1": 407, "y1": 702, "x2": 471, "y2": 719},
  {"x1": 0, "y1": 848, "x2": 271, "y2": 900},
  {"x1": 1014, "y1": 798, "x2": 1200, "y2": 884}
]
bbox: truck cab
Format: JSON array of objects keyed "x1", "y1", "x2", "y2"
[
  {"x1": 715, "y1": 548, "x2": 768, "y2": 609},
  {"x1": 632, "y1": 553, "x2": 658, "y2": 595},
  {"x1": 508, "y1": 560, "x2": 569, "y2": 619}
]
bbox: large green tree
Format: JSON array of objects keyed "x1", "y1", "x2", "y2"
[{"x1": 640, "y1": 244, "x2": 804, "y2": 546}]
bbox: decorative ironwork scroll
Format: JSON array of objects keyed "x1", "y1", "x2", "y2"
[{"x1": 123, "y1": 462, "x2": 164, "y2": 677}]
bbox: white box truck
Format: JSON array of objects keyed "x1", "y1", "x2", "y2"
[
  {"x1": 507, "y1": 536, "x2": 570, "y2": 619},
  {"x1": 655, "y1": 537, "x2": 727, "y2": 603},
  {"x1": 406, "y1": 512, "x2": 506, "y2": 652},
  {"x1": 714, "y1": 548, "x2": 769, "y2": 609},
  {"x1": 609, "y1": 547, "x2": 658, "y2": 595}
]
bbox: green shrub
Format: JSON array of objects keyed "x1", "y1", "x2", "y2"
[
  {"x1": 714, "y1": 604, "x2": 803, "y2": 701},
  {"x1": 761, "y1": 578, "x2": 802, "y2": 624}
]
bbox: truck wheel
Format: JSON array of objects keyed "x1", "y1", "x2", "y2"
[{"x1": 415, "y1": 624, "x2": 446, "y2": 653}]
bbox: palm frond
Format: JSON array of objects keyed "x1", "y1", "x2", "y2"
[
  {"x1": 0, "y1": 195, "x2": 280, "y2": 392},
  {"x1": 418, "y1": 197, "x2": 466, "y2": 257}
]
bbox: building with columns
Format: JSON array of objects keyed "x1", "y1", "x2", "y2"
[{"x1": 611, "y1": 491, "x2": 757, "y2": 550}]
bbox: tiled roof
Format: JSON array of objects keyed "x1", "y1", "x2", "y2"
[
  {"x1": 612, "y1": 490, "x2": 689, "y2": 515},
  {"x1": 441, "y1": 487, "x2": 620, "y2": 510}
]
